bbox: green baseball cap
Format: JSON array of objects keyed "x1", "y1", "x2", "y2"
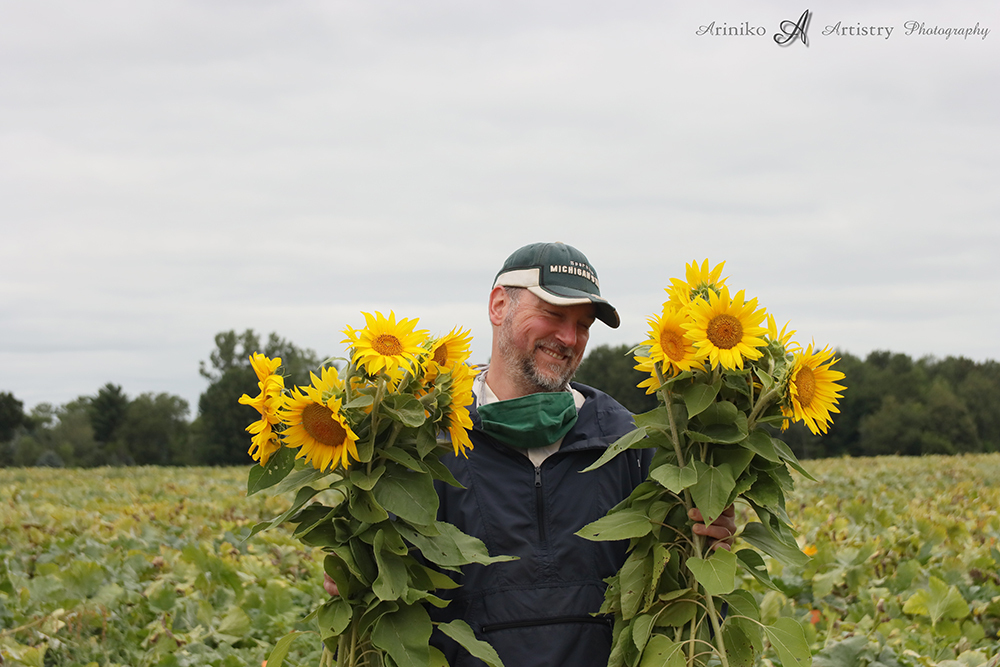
[{"x1": 493, "y1": 242, "x2": 620, "y2": 328}]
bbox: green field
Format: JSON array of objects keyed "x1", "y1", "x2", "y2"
[{"x1": 2, "y1": 456, "x2": 999, "y2": 666}]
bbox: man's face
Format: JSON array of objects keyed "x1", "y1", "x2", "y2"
[{"x1": 495, "y1": 290, "x2": 596, "y2": 394}]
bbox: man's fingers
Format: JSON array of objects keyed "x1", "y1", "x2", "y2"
[
  {"x1": 689, "y1": 505, "x2": 737, "y2": 550},
  {"x1": 323, "y1": 573, "x2": 340, "y2": 597}
]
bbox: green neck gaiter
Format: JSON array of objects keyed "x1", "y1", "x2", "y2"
[{"x1": 477, "y1": 391, "x2": 578, "y2": 450}]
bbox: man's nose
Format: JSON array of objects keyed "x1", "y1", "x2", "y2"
[{"x1": 553, "y1": 320, "x2": 577, "y2": 347}]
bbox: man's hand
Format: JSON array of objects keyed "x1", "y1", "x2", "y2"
[
  {"x1": 324, "y1": 573, "x2": 340, "y2": 597},
  {"x1": 689, "y1": 505, "x2": 736, "y2": 551}
]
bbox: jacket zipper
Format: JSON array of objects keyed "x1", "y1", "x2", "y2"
[
  {"x1": 481, "y1": 615, "x2": 613, "y2": 633},
  {"x1": 534, "y1": 465, "x2": 546, "y2": 542}
]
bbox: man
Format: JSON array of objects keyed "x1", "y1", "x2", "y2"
[
  {"x1": 427, "y1": 242, "x2": 735, "y2": 667},
  {"x1": 324, "y1": 242, "x2": 733, "y2": 665}
]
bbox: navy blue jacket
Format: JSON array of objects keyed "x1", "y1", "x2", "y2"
[{"x1": 431, "y1": 383, "x2": 650, "y2": 667}]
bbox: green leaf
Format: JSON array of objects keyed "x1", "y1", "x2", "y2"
[
  {"x1": 581, "y1": 426, "x2": 651, "y2": 473},
  {"x1": 324, "y1": 554, "x2": 353, "y2": 600},
  {"x1": 316, "y1": 597, "x2": 352, "y2": 638},
  {"x1": 438, "y1": 619, "x2": 507, "y2": 667},
  {"x1": 265, "y1": 631, "x2": 310, "y2": 667},
  {"x1": 423, "y1": 457, "x2": 464, "y2": 488},
  {"x1": 358, "y1": 600, "x2": 399, "y2": 635},
  {"x1": 734, "y1": 549, "x2": 779, "y2": 591},
  {"x1": 644, "y1": 544, "x2": 672, "y2": 611},
  {"x1": 247, "y1": 446, "x2": 296, "y2": 496},
  {"x1": 648, "y1": 462, "x2": 698, "y2": 494},
  {"x1": 382, "y1": 395, "x2": 427, "y2": 427},
  {"x1": 762, "y1": 618, "x2": 810, "y2": 667},
  {"x1": 686, "y1": 548, "x2": 737, "y2": 596},
  {"x1": 723, "y1": 590, "x2": 764, "y2": 653},
  {"x1": 689, "y1": 461, "x2": 735, "y2": 525},
  {"x1": 754, "y1": 367, "x2": 774, "y2": 393},
  {"x1": 698, "y1": 400, "x2": 738, "y2": 426},
  {"x1": 345, "y1": 394, "x2": 374, "y2": 409},
  {"x1": 61, "y1": 560, "x2": 105, "y2": 598},
  {"x1": 712, "y1": 446, "x2": 755, "y2": 479},
  {"x1": 576, "y1": 508, "x2": 651, "y2": 541},
  {"x1": 638, "y1": 634, "x2": 685, "y2": 667},
  {"x1": 382, "y1": 446, "x2": 426, "y2": 472},
  {"x1": 372, "y1": 604, "x2": 432, "y2": 667},
  {"x1": 722, "y1": 622, "x2": 758, "y2": 667},
  {"x1": 770, "y1": 437, "x2": 816, "y2": 481},
  {"x1": 349, "y1": 488, "x2": 390, "y2": 523},
  {"x1": 653, "y1": 591, "x2": 698, "y2": 628},
  {"x1": 743, "y1": 474, "x2": 782, "y2": 508},
  {"x1": 272, "y1": 465, "x2": 339, "y2": 496},
  {"x1": 371, "y1": 465, "x2": 438, "y2": 525},
  {"x1": 373, "y1": 531, "x2": 409, "y2": 601},
  {"x1": 739, "y1": 522, "x2": 809, "y2": 568},
  {"x1": 632, "y1": 613, "x2": 655, "y2": 652},
  {"x1": 246, "y1": 485, "x2": 322, "y2": 540},
  {"x1": 741, "y1": 430, "x2": 781, "y2": 463},
  {"x1": 395, "y1": 520, "x2": 515, "y2": 567},
  {"x1": 216, "y1": 606, "x2": 251, "y2": 639},
  {"x1": 350, "y1": 466, "x2": 385, "y2": 491},
  {"x1": 686, "y1": 423, "x2": 746, "y2": 445},
  {"x1": 633, "y1": 406, "x2": 672, "y2": 431},
  {"x1": 903, "y1": 576, "x2": 970, "y2": 626},
  {"x1": 621, "y1": 549, "x2": 651, "y2": 620},
  {"x1": 811, "y1": 635, "x2": 870, "y2": 667},
  {"x1": 682, "y1": 379, "x2": 722, "y2": 419}
]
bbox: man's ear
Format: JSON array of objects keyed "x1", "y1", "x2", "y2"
[{"x1": 488, "y1": 286, "x2": 508, "y2": 327}]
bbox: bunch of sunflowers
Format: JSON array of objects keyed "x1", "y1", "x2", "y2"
[
  {"x1": 238, "y1": 313, "x2": 510, "y2": 667},
  {"x1": 578, "y1": 260, "x2": 845, "y2": 667}
]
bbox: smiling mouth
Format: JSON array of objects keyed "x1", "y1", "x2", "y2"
[{"x1": 537, "y1": 344, "x2": 571, "y2": 363}]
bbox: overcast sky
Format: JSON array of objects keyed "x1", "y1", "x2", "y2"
[{"x1": 2, "y1": 1, "x2": 998, "y2": 415}]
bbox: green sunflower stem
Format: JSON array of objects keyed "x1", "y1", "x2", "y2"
[
  {"x1": 366, "y1": 377, "x2": 387, "y2": 465},
  {"x1": 654, "y1": 363, "x2": 730, "y2": 667},
  {"x1": 704, "y1": 590, "x2": 730, "y2": 667},
  {"x1": 747, "y1": 386, "x2": 779, "y2": 429}
]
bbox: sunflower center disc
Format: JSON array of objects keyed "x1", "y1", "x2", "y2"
[
  {"x1": 372, "y1": 333, "x2": 403, "y2": 356},
  {"x1": 302, "y1": 403, "x2": 347, "y2": 447},
  {"x1": 706, "y1": 314, "x2": 743, "y2": 350},
  {"x1": 660, "y1": 329, "x2": 686, "y2": 362},
  {"x1": 795, "y1": 367, "x2": 817, "y2": 408},
  {"x1": 433, "y1": 343, "x2": 448, "y2": 365}
]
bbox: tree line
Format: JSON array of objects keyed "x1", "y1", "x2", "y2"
[
  {"x1": 2, "y1": 335, "x2": 998, "y2": 467},
  {"x1": 574, "y1": 345, "x2": 1000, "y2": 459},
  {"x1": 0, "y1": 330, "x2": 321, "y2": 468}
]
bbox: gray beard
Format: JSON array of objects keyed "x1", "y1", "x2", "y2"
[{"x1": 496, "y1": 315, "x2": 577, "y2": 394}]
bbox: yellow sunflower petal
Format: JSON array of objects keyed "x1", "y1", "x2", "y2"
[
  {"x1": 642, "y1": 304, "x2": 707, "y2": 376},
  {"x1": 765, "y1": 314, "x2": 801, "y2": 354},
  {"x1": 280, "y1": 384, "x2": 360, "y2": 472},
  {"x1": 343, "y1": 311, "x2": 430, "y2": 378},
  {"x1": 442, "y1": 363, "x2": 475, "y2": 458},
  {"x1": 665, "y1": 259, "x2": 728, "y2": 306},
  {"x1": 682, "y1": 287, "x2": 767, "y2": 370},
  {"x1": 783, "y1": 344, "x2": 847, "y2": 435},
  {"x1": 238, "y1": 354, "x2": 286, "y2": 465}
]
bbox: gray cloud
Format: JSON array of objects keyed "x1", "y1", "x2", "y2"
[{"x1": 2, "y1": 1, "x2": 998, "y2": 411}]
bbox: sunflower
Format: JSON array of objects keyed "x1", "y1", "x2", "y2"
[
  {"x1": 682, "y1": 287, "x2": 767, "y2": 370},
  {"x1": 281, "y1": 366, "x2": 360, "y2": 471},
  {"x1": 633, "y1": 354, "x2": 663, "y2": 395},
  {"x1": 666, "y1": 259, "x2": 728, "y2": 306},
  {"x1": 343, "y1": 311, "x2": 429, "y2": 378},
  {"x1": 427, "y1": 327, "x2": 473, "y2": 371},
  {"x1": 440, "y1": 363, "x2": 475, "y2": 457},
  {"x1": 642, "y1": 304, "x2": 707, "y2": 376},
  {"x1": 782, "y1": 344, "x2": 847, "y2": 435},
  {"x1": 765, "y1": 314, "x2": 799, "y2": 354},
  {"x1": 239, "y1": 353, "x2": 285, "y2": 466}
]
